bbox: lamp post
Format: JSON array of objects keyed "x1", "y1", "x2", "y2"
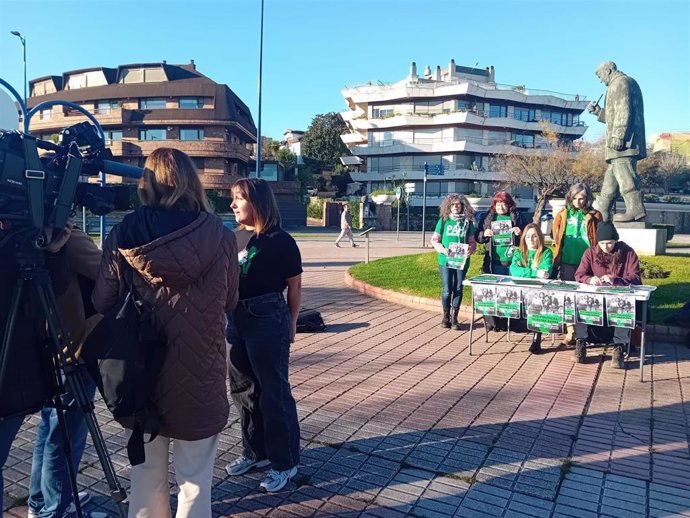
[
  {"x1": 255, "y1": 0, "x2": 265, "y2": 178},
  {"x1": 421, "y1": 162, "x2": 428, "y2": 246},
  {"x1": 10, "y1": 31, "x2": 27, "y2": 103}
]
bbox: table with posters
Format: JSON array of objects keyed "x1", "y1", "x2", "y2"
[{"x1": 463, "y1": 274, "x2": 656, "y2": 382}]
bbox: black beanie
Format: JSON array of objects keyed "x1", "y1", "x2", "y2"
[{"x1": 596, "y1": 221, "x2": 619, "y2": 242}]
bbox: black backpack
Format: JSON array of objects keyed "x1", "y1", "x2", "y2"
[
  {"x1": 296, "y1": 308, "x2": 326, "y2": 332},
  {"x1": 82, "y1": 266, "x2": 166, "y2": 466}
]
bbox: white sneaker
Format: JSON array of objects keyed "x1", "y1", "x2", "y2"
[
  {"x1": 66, "y1": 490, "x2": 92, "y2": 514},
  {"x1": 225, "y1": 456, "x2": 271, "y2": 476},
  {"x1": 260, "y1": 466, "x2": 298, "y2": 492}
]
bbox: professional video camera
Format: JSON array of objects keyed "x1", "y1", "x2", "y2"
[{"x1": 0, "y1": 121, "x2": 141, "y2": 247}]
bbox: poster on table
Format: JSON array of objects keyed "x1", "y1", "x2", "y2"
[
  {"x1": 473, "y1": 284, "x2": 497, "y2": 316},
  {"x1": 563, "y1": 293, "x2": 576, "y2": 324},
  {"x1": 605, "y1": 295, "x2": 636, "y2": 328},
  {"x1": 575, "y1": 293, "x2": 605, "y2": 326},
  {"x1": 522, "y1": 288, "x2": 565, "y2": 333},
  {"x1": 496, "y1": 286, "x2": 522, "y2": 319},
  {"x1": 491, "y1": 219, "x2": 513, "y2": 246},
  {"x1": 446, "y1": 243, "x2": 470, "y2": 270}
]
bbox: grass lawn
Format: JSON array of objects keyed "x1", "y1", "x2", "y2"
[{"x1": 349, "y1": 251, "x2": 690, "y2": 324}]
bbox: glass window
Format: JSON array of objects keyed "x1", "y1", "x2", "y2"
[
  {"x1": 488, "y1": 105, "x2": 507, "y2": 118},
  {"x1": 96, "y1": 100, "x2": 119, "y2": 114},
  {"x1": 139, "y1": 98, "x2": 166, "y2": 109},
  {"x1": 179, "y1": 97, "x2": 204, "y2": 109},
  {"x1": 67, "y1": 74, "x2": 86, "y2": 90},
  {"x1": 513, "y1": 133, "x2": 535, "y2": 147},
  {"x1": 180, "y1": 128, "x2": 204, "y2": 141},
  {"x1": 104, "y1": 130, "x2": 123, "y2": 143},
  {"x1": 39, "y1": 109, "x2": 52, "y2": 119},
  {"x1": 513, "y1": 107, "x2": 536, "y2": 122},
  {"x1": 139, "y1": 128, "x2": 167, "y2": 141}
]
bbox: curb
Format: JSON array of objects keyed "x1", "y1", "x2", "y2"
[{"x1": 344, "y1": 271, "x2": 689, "y2": 344}]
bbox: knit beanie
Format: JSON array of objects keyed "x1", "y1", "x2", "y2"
[{"x1": 596, "y1": 221, "x2": 619, "y2": 242}]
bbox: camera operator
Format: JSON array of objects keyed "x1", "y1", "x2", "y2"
[{"x1": 0, "y1": 221, "x2": 107, "y2": 518}]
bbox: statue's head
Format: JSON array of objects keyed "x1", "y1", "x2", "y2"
[{"x1": 595, "y1": 61, "x2": 618, "y2": 85}]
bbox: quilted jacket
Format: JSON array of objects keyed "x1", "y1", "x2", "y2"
[{"x1": 93, "y1": 209, "x2": 239, "y2": 440}]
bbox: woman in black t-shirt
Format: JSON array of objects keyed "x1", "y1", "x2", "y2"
[{"x1": 225, "y1": 178, "x2": 302, "y2": 493}]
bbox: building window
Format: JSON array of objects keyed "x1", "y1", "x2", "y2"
[
  {"x1": 488, "y1": 105, "x2": 507, "y2": 118},
  {"x1": 103, "y1": 130, "x2": 123, "y2": 144},
  {"x1": 119, "y1": 67, "x2": 166, "y2": 84},
  {"x1": 513, "y1": 107, "x2": 536, "y2": 122},
  {"x1": 139, "y1": 128, "x2": 167, "y2": 141},
  {"x1": 179, "y1": 97, "x2": 204, "y2": 109},
  {"x1": 540, "y1": 110, "x2": 572, "y2": 126},
  {"x1": 371, "y1": 106, "x2": 395, "y2": 118},
  {"x1": 96, "y1": 100, "x2": 119, "y2": 114},
  {"x1": 139, "y1": 98, "x2": 166, "y2": 109},
  {"x1": 180, "y1": 128, "x2": 204, "y2": 141},
  {"x1": 456, "y1": 100, "x2": 476, "y2": 113},
  {"x1": 513, "y1": 133, "x2": 535, "y2": 148},
  {"x1": 39, "y1": 109, "x2": 52, "y2": 119}
]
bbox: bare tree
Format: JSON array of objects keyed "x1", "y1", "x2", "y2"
[{"x1": 638, "y1": 150, "x2": 688, "y2": 192}]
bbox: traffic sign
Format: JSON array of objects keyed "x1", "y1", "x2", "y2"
[
  {"x1": 395, "y1": 187, "x2": 402, "y2": 200},
  {"x1": 404, "y1": 185, "x2": 415, "y2": 194}
]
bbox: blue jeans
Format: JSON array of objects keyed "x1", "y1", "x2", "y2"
[
  {"x1": 439, "y1": 265, "x2": 466, "y2": 310},
  {"x1": 227, "y1": 292, "x2": 300, "y2": 471},
  {"x1": 1, "y1": 414, "x2": 26, "y2": 511},
  {"x1": 491, "y1": 263, "x2": 510, "y2": 276},
  {"x1": 28, "y1": 370, "x2": 96, "y2": 518}
]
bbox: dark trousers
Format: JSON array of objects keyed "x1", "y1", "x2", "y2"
[
  {"x1": 439, "y1": 265, "x2": 465, "y2": 310},
  {"x1": 227, "y1": 292, "x2": 300, "y2": 471}
]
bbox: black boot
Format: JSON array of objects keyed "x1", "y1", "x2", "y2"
[
  {"x1": 573, "y1": 339, "x2": 587, "y2": 364},
  {"x1": 441, "y1": 310, "x2": 451, "y2": 328},
  {"x1": 610, "y1": 343, "x2": 624, "y2": 369},
  {"x1": 451, "y1": 308, "x2": 461, "y2": 331},
  {"x1": 529, "y1": 333, "x2": 542, "y2": 354}
]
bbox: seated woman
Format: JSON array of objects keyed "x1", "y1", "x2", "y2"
[
  {"x1": 509, "y1": 223, "x2": 554, "y2": 354},
  {"x1": 574, "y1": 221, "x2": 641, "y2": 368},
  {"x1": 475, "y1": 191, "x2": 523, "y2": 332}
]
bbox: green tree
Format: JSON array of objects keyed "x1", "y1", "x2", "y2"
[{"x1": 301, "y1": 112, "x2": 349, "y2": 166}]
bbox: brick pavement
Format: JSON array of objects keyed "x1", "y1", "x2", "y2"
[{"x1": 4, "y1": 232, "x2": 690, "y2": 517}]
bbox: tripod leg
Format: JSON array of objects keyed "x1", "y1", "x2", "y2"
[{"x1": 35, "y1": 275, "x2": 127, "y2": 518}]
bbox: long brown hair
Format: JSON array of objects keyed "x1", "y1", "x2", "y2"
[
  {"x1": 231, "y1": 178, "x2": 281, "y2": 234},
  {"x1": 518, "y1": 223, "x2": 545, "y2": 268},
  {"x1": 439, "y1": 193, "x2": 475, "y2": 221},
  {"x1": 139, "y1": 148, "x2": 211, "y2": 212},
  {"x1": 594, "y1": 242, "x2": 622, "y2": 274}
]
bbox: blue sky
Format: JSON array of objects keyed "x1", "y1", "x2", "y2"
[{"x1": 1, "y1": 0, "x2": 688, "y2": 142}]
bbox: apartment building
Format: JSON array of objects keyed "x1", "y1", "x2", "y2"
[
  {"x1": 25, "y1": 61, "x2": 256, "y2": 190},
  {"x1": 340, "y1": 59, "x2": 590, "y2": 204}
]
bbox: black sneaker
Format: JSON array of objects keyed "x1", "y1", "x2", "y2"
[
  {"x1": 572, "y1": 339, "x2": 586, "y2": 364},
  {"x1": 529, "y1": 333, "x2": 542, "y2": 354}
]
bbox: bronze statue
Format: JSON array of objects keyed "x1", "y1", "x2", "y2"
[{"x1": 588, "y1": 61, "x2": 647, "y2": 222}]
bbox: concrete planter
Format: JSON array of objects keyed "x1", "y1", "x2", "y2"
[
  {"x1": 548, "y1": 199, "x2": 566, "y2": 217},
  {"x1": 467, "y1": 197, "x2": 491, "y2": 212},
  {"x1": 371, "y1": 194, "x2": 397, "y2": 205}
]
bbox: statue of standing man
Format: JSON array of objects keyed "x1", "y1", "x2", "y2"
[{"x1": 588, "y1": 61, "x2": 647, "y2": 222}]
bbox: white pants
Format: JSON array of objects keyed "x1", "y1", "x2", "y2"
[
  {"x1": 127, "y1": 433, "x2": 219, "y2": 518},
  {"x1": 336, "y1": 228, "x2": 354, "y2": 245}
]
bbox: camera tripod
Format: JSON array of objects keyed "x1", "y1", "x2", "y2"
[{"x1": 0, "y1": 239, "x2": 127, "y2": 518}]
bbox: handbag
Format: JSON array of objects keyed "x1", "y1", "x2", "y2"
[{"x1": 82, "y1": 265, "x2": 166, "y2": 466}]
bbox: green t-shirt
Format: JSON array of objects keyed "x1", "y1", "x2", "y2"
[
  {"x1": 561, "y1": 207, "x2": 590, "y2": 265},
  {"x1": 434, "y1": 217, "x2": 474, "y2": 267},
  {"x1": 509, "y1": 247, "x2": 554, "y2": 278},
  {"x1": 492, "y1": 215, "x2": 513, "y2": 263}
]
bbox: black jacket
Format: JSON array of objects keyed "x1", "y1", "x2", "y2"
[{"x1": 475, "y1": 208, "x2": 523, "y2": 273}]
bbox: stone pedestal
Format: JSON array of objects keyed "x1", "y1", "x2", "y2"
[
  {"x1": 376, "y1": 204, "x2": 393, "y2": 231},
  {"x1": 615, "y1": 226, "x2": 667, "y2": 255}
]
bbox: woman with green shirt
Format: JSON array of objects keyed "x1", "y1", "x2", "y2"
[
  {"x1": 552, "y1": 183, "x2": 602, "y2": 346},
  {"x1": 430, "y1": 194, "x2": 476, "y2": 330},
  {"x1": 510, "y1": 223, "x2": 553, "y2": 354}
]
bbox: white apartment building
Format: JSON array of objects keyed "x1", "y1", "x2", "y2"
[{"x1": 340, "y1": 59, "x2": 590, "y2": 205}]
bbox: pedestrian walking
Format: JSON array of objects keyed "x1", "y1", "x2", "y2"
[{"x1": 335, "y1": 204, "x2": 357, "y2": 247}]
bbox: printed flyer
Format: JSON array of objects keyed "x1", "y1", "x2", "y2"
[
  {"x1": 496, "y1": 286, "x2": 522, "y2": 319},
  {"x1": 563, "y1": 293, "x2": 576, "y2": 324},
  {"x1": 473, "y1": 284, "x2": 497, "y2": 316},
  {"x1": 491, "y1": 219, "x2": 513, "y2": 246},
  {"x1": 446, "y1": 243, "x2": 470, "y2": 270},
  {"x1": 523, "y1": 288, "x2": 565, "y2": 333},
  {"x1": 606, "y1": 295, "x2": 636, "y2": 328},
  {"x1": 575, "y1": 293, "x2": 605, "y2": 326}
]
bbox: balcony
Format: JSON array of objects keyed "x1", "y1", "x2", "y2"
[
  {"x1": 27, "y1": 107, "x2": 132, "y2": 132},
  {"x1": 108, "y1": 140, "x2": 251, "y2": 160}
]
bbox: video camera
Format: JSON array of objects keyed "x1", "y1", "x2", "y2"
[{"x1": 0, "y1": 121, "x2": 142, "y2": 247}]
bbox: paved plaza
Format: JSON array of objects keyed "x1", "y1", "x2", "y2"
[{"x1": 4, "y1": 232, "x2": 690, "y2": 517}]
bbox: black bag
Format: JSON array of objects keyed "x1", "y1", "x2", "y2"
[
  {"x1": 296, "y1": 308, "x2": 326, "y2": 332},
  {"x1": 82, "y1": 267, "x2": 166, "y2": 466}
]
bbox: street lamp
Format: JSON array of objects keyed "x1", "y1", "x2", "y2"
[
  {"x1": 10, "y1": 31, "x2": 27, "y2": 103},
  {"x1": 421, "y1": 162, "x2": 428, "y2": 246},
  {"x1": 255, "y1": 0, "x2": 265, "y2": 178}
]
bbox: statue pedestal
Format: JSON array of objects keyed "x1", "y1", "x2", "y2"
[{"x1": 615, "y1": 227, "x2": 667, "y2": 255}]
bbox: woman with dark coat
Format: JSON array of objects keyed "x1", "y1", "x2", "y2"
[
  {"x1": 475, "y1": 192, "x2": 523, "y2": 331},
  {"x1": 574, "y1": 221, "x2": 641, "y2": 368},
  {"x1": 93, "y1": 148, "x2": 238, "y2": 518}
]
